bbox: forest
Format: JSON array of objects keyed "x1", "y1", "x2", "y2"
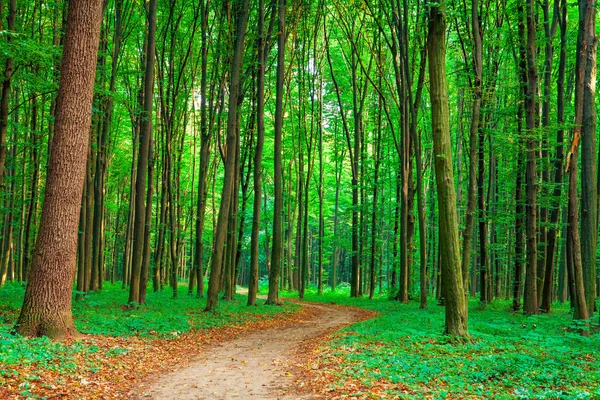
[{"x1": 0, "y1": 0, "x2": 599, "y2": 398}]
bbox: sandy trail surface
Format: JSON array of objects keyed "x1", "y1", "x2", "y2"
[{"x1": 136, "y1": 301, "x2": 364, "y2": 399}]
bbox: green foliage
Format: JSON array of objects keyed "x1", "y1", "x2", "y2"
[{"x1": 283, "y1": 289, "x2": 600, "y2": 399}]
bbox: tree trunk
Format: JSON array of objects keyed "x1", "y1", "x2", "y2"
[
  {"x1": 461, "y1": 0, "x2": 483, "y2": 302},
  {"x1": 523, "y1": 0, "x2": 539, "y2": 316},
  {"x1": 541, "y1": 0, "x2": 566, "y2": 313},
  {"x1": 428, "y1": 2, "x2": 468, "y2": 337},
  {"x1": 0, "y1": 0, "x2": 16, "y2": 187},
  {"x1": 205, "y1": 0, "x2": 250, "y2": 310},
  {"x1": 15, "y1": 0, "x2": 103, "y2": 338},
  {"x1": 128, "y1": 0, "x2": 157, "y2": 304},
  {"x1": 265, "y1": 0, "x2": 286, "y2": 306},
  {"x1": 578, "y1": 0, "x2": 597, "y2": 318},
  {"x1": 248, "y1": 0, "x2": 269, "y2": 306}
]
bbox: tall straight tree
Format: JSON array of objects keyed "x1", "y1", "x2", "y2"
[
  {"x1": 428, "y1": 0, "x2": 468, "y2": 337},
  {"x1": 460, "y1": 0, "x2": 482, "y2": 300},
  {"x1": 128, "y1": 0, "x2": 157, "y2": 305},
  {"x1": 248, "y1": 0, "x2": 269, "y2": 306},
  {"x1": 566, "y1": 0, "x2": 596, "y2": 328},
  {"x1": 578, "y1": 0, "x2": 597, "y2": 317},
  {"x1": 522, "y1": 0, "x2": 539, "y2": 315},
  {"x1": 205, "y1": 0, "x2": 251, "y2": 311},
  {"x1": 265, "y1": 0, "x2": 286, "y2": 305},
  {"x1": 541, "y1": 0, "x2": 567, "y2": 313},
  {"x1": 14, "y1": 0, "x2": 103, "y2": 338}
]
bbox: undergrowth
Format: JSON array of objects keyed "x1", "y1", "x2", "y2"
[
  {"x1": 283, "y1": 288, "x2": 600, "y2": 399},
  {"x1": 0, "y1": 282, "x2": 296, "y2": 376}
]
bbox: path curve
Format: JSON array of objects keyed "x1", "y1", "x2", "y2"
[{"x1": 136, "y1": 301, "x2": 364, "y2": 399}]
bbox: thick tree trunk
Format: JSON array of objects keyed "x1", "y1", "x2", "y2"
[
  {"x1": 428, "y1": 2, "x2": 468, "y2": 337},
  {"x1": 14, "y1": 0, "x2": 103, "y2": 338}
]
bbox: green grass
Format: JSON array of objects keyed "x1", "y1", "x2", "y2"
[
  {"x1": 282, "y1": 288, "x2": 600, "y2": 399},
  {"x1": 0, "y1": 282, "x2": 297, "y2": 373}
]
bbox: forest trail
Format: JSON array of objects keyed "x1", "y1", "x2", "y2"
[{"x1": 136, "y1": 301, "x2": 366, "y2": 399}]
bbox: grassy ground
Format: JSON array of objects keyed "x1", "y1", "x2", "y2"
[
  {"x1": 282, "y1": 288, "x2": 600, "y2": 399},
  {"x1": 0, "y1": 282, "x2": 298, "y2": 398},
  {"x1": 2, "y1": 282, "x2": 598, "y2": 399}
]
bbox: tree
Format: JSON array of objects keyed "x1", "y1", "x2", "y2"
[
  {"x1": 248, "y1": 0, "x2": 270, "y2": 306},
  {"x1": 128, "y1": 0, "x2": 157, "y2": 305},
  {"x1": 265, "y1": 0, "x2": 286, "y2": 306},
  {"x1": 541, "y1": 0, "x2": 567, "y2": 313},
  {"x1": 577, "y1": 0, "x2": 597, "y2": 318},
  {"x1": 522, "y1": 0, "x2": 539, "y2": 316},
  {"x1": 428, "y1": 0, "x2": 468, "y2": 337},
  {"x1": 460, "y1": 0, "x2": 482, "y2": 305},
  {"x1": 205, "y1": 0, "x2": 251, "y2": 311},
  {"x1": 14, "y1": 0, "x2": 104, "y2": 338}
]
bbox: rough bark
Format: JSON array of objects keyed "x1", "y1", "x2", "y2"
[
  {"x1": 14, "y1": 0, "x2": 103, "y2": 338},
  {"x1": 428, "y1": 2, "x2": 469, "y2": 338}
]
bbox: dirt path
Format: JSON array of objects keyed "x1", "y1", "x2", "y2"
[{"x1": 136, "y1": 301, "x2": 364, "y2": 399}]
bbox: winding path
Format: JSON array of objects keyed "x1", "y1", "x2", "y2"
[{"x1": 136, "y1": 301, "x2": 364, "y2": 399}]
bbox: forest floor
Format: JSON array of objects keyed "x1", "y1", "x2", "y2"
[
  {"x1": 135, "y1": 300, "x2": 374, "y2": 399},
  {"x1": 2, "y1": 283, "x2": 600, "y2": 399},
  {"x1": 0, "y1": 283, "x2": 374, "y2": 399},
  {"x1": 0, "y1": 284, "x2": 303, "y2": 398},
  {"x1": 281, "y1": 291, "x2": 600, "y2": 399}
]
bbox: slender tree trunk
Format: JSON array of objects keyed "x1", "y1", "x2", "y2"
[
  {"x1": 567, "y1": 141, "x2": 589, "y2": 331},
  {"x1": 523, "y1": 0, "x2": 539, "y2": 316},
  {"x1": 0, "y1": 0, "x2": 16, "y2": 187},
  {"x1": 477, "y1": 114, "x2": 488, "y2": 304},
  {"x1": 578, "y1": 0, "x2": 597, "y2": 318},
  {"x1": 541, "y1": 0, "x2": 566, "y2": 313},
  {"x1": 265, "y1": 0, "x2": 286, "y2": 305},
  {"x1": 205, "y1": 0, "x2": 251, "y2": 310},
  {"x1": 129, "y1": 0, "x2": 157, "y2": 304},
  {"x1": 248, "y1": 0, "x2": 268, "y2": 306},
  {"x1": 317, "y1": 72, "x2": 324, "y2": 296},
  {"x1": 193, "y1": 0, "x2": 212, "y2": 299},
  {"x1": 461, "y1": 0, "x2": 483, "y2": 298}
]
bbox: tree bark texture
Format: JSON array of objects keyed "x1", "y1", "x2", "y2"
[
  {"x1": 15, "y1": 0, "x2": 103, "y2": 338},
  {"x1": 428, "y1": 2, "x2": 469, "y2": 338}
]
